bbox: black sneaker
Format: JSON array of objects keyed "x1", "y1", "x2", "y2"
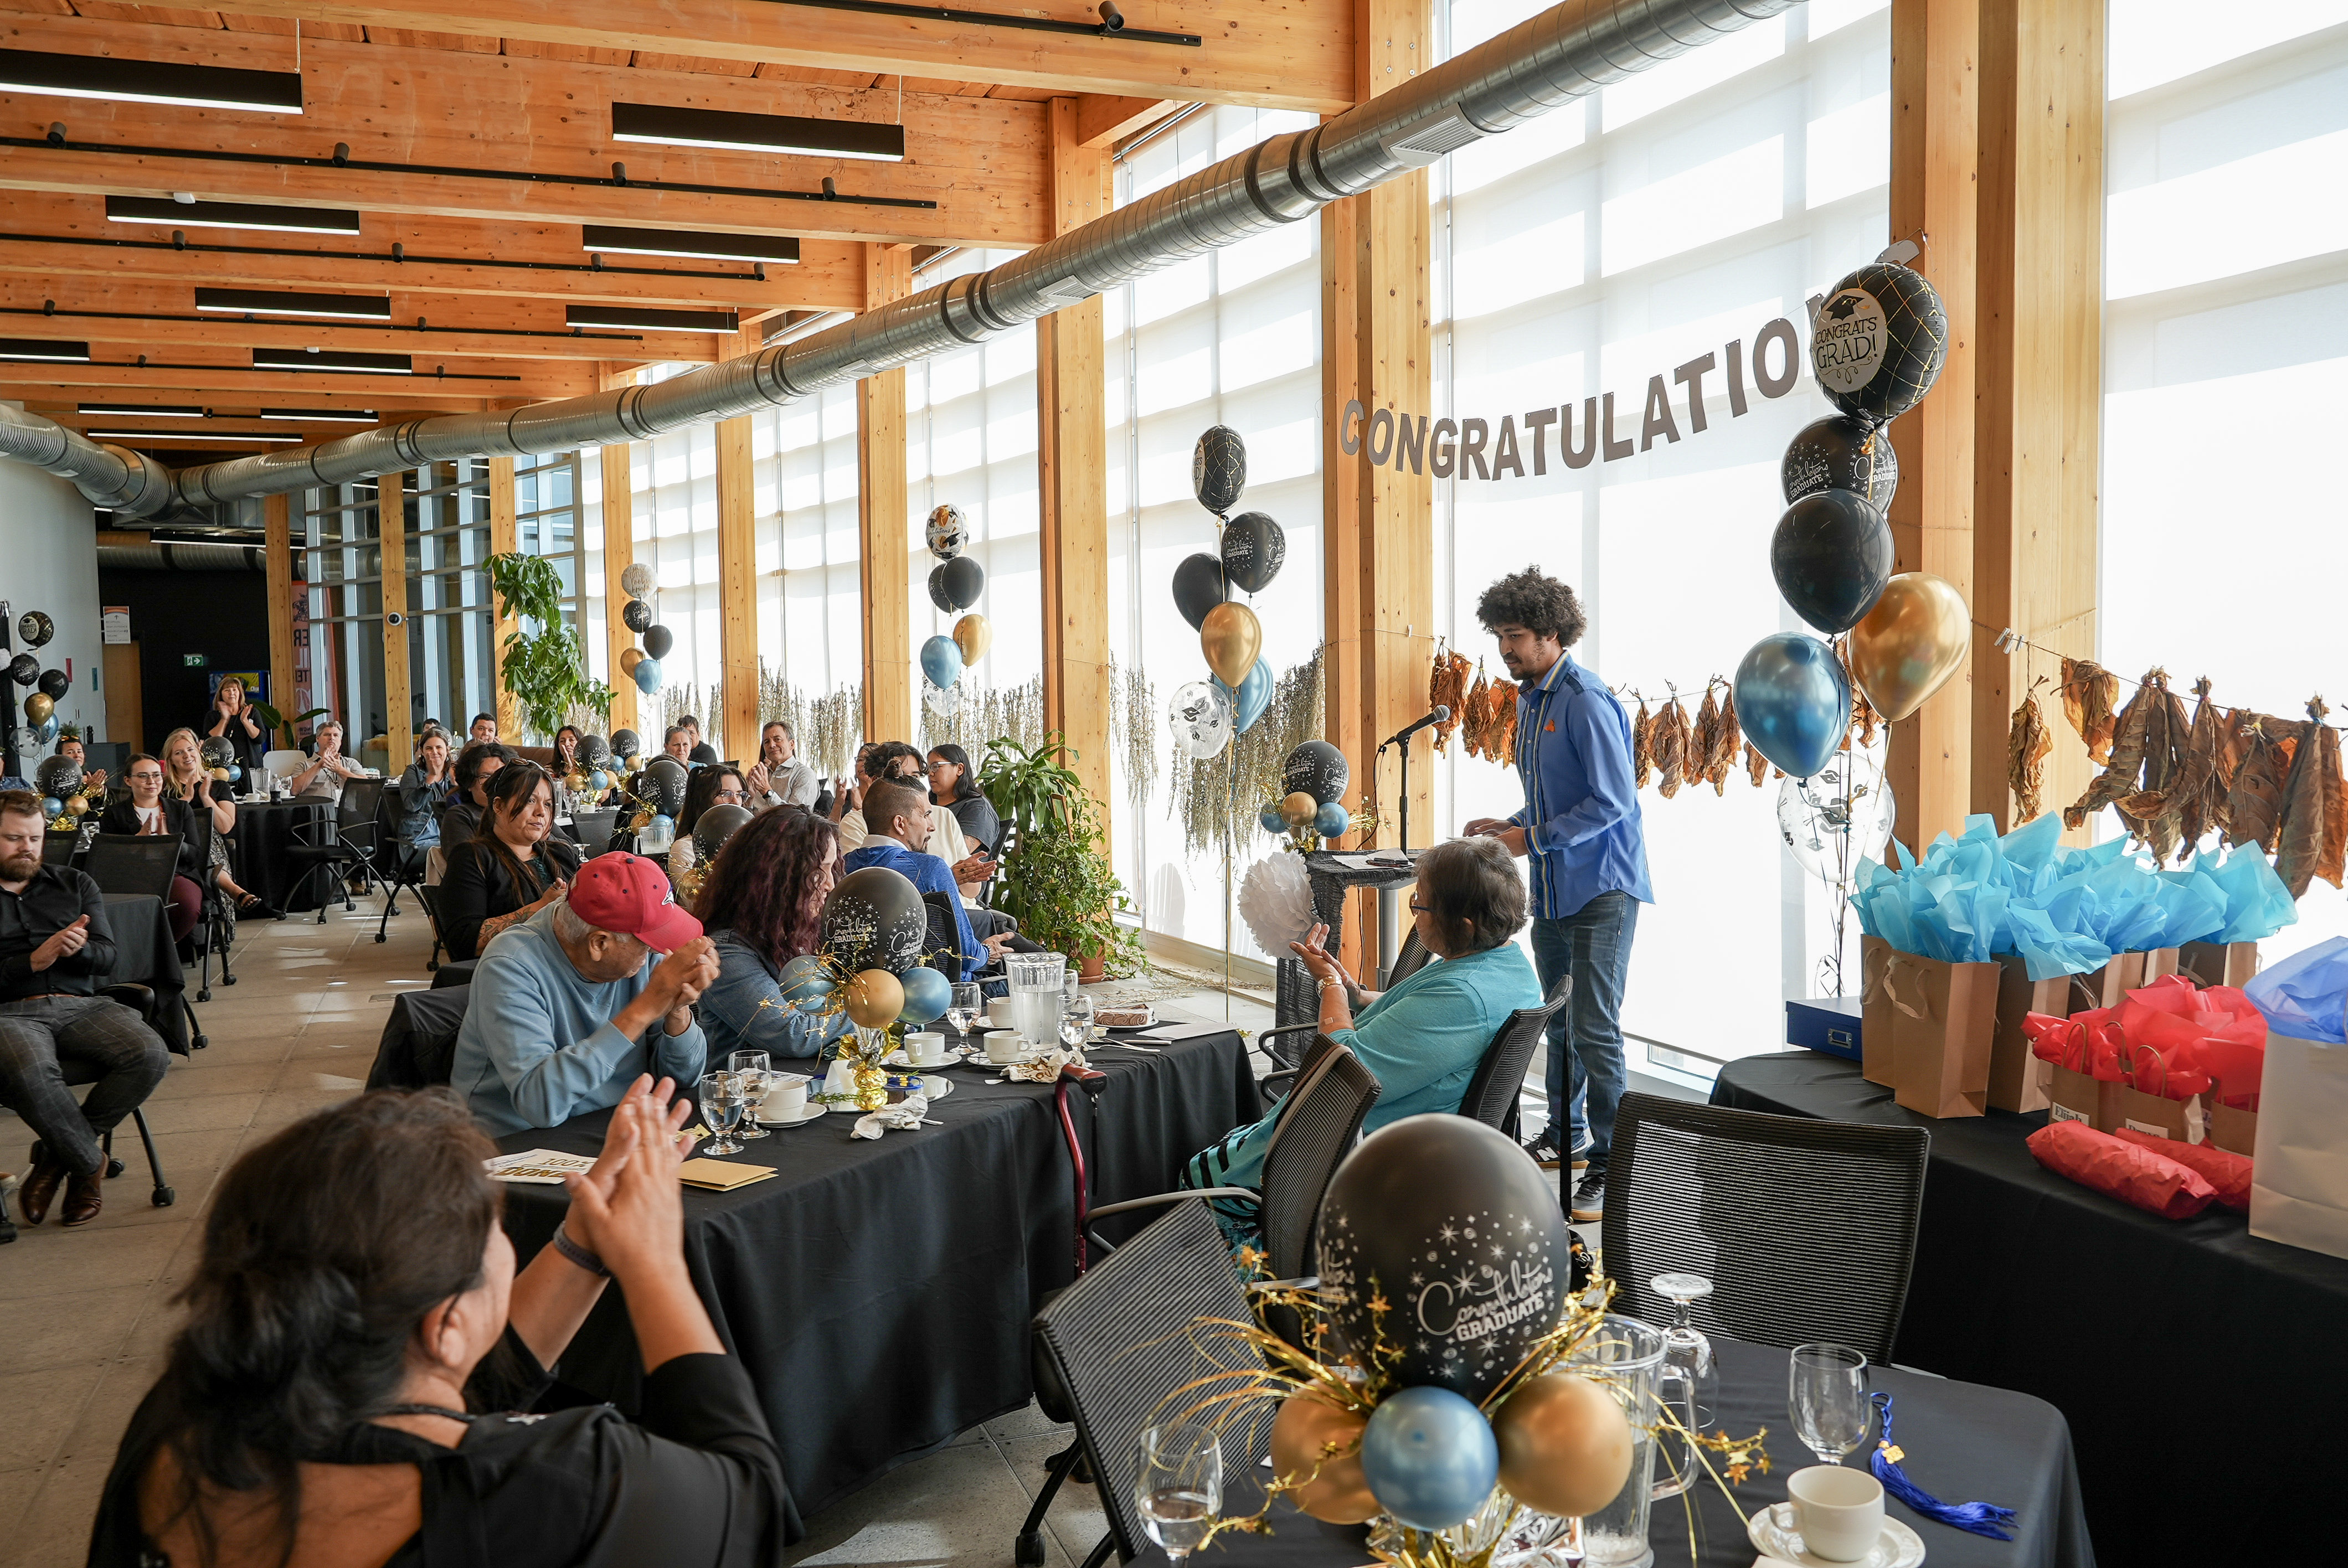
[
  {"x1": 1523, "y1": 1136, "x2": 1563, "y2": 1169},
  {"x1": 1569, "y1": 1168, "x2": 1606, "y2": 1224}
]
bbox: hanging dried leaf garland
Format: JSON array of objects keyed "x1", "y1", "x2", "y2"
[
  {"x1": 1652, "y1": 692, "x2": 1690, "y2": 800},
  {"x1": 2064, "y1": 668, "x2": 2163, "y2": 830},
  {"x1": 1631, "y1": 697, "x2": 1652, "y2": 789},
  {"x1": 1712, "y1": 689, "x2": 1742, "y2": 795},
  {"x1": 1429, "y1": 642, "x2": 1471, "y2": 753},
  {"x1": 2058, "y1": 657, "x2": 2122, "y2": 765},
  {"x1": 1691, "y1": 685, "x2": 1722, "y2": 792},
  {"x1": 2274, "y1": 697, "x2": 2339, "y2": 898},
  {"x1": 1745, "y1": 741, "x2": 1770, "y2": 787},
  {"x1": 2225, "y1": 715, "x2": 2298, "y2": 854},
  {"x1": 1461, "y1": 662, "x2": 1490, "y2": 759},
  {"x1": 1109, "y1": 657, "x2": 1160, "y2": 815},
  {"x1": 1839, "y1": 637, "x2": 1880, "y2": 750},
  {"x1": 1487, "y1": 675, "x2": 1519, "y2": 766},
  {"x1": 2007, "y1": 682, "x2": 2053, "y2": 823}
]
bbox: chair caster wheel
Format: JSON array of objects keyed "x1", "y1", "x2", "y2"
[
  {"x1": 193, "y1": 1035, "x2": 209, "y2": 1051},
  {"x1": 375, "y1": 932, "x2": 387, "y2": 944},
  {"x1": 197, "y1": 988, "x2": 213, "y2": 1003},
  {"x1": 106, "y1": 1157, "x2": 125, "y2": 1178},
  {"x1": 153, "y1": 1187, "x2": 175, "y2": 1207},
  {"x1": 426, "y1": 959, "x2": 439, "y2": 972},
  {"x1": 1015, "y1": 1531, "x2": 1048, "y2": 1568},
  {"x1": 225, "y1": 974, "x2": 238, "y2": 986}
]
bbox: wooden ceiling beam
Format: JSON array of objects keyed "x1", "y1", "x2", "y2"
[
  {"x1": 0, "y1": 355, "x2": 596, "y2": 401},
  {"x1": 1073, "y1": 94, "x2": 1185, "y2": 147}
]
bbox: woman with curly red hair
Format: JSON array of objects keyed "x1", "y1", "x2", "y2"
[{"x1": 693, "y1": 807, "x2": 853, "y2": 1062}]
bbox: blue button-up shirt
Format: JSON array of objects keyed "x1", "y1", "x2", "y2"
[
  {"x1": 1509, "y1": 652, "x2": 1654, "y2": 919},
  {"x1": 841, "y1": 836, "x2": 982, "y2": 980}
]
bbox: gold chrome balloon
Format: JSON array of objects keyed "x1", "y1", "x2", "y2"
[
  {"x1": 209, "y1": 766, "x2": 232, "y2": 782},
  {"x1": 952, "y1": 612, "x2": 993, "y2": 667},
  {"x1": 620, "y1": 647, "x2": 645, "y2": 678},
  {"x1": 64, "y1": 795, "x2": 88, "y2": 816},
  {"x1": 1492, "y1": 1373, "x2": 1635, "y2": 1520},
  {"x1": 1269, "y1": 1389, "x2": 1379, "y2": 1524},
  {"x1": 1847, "y1": 571, "x2": 1971, "y2": 722},
  {"x1": 843, "y1": 968, "x2": 905, "y2": 1029},
  {"x1": 24, "y1": 693, "x2": 52, "y2": 725},
  {"x1": 1199, "y1": 601, "x2": 1263, "y2": 688},
  {"x1": 1281, "y1": 790, "x2": 1319, "y2": 827}
]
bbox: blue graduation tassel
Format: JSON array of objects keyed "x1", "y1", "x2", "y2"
[{"x1": 1868, "y1": 1392, "x2": 2017, "y2": 1541}]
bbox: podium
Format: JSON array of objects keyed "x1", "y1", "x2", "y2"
[{"x1": 1272, "y1": 849, "x2": 1422, "y2": 1025}]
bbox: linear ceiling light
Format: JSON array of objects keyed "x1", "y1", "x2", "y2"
[
  {"x1": 611, "y1": 102, "x2": 905, "y2": 162},
  {"x1": 86, "y1": 429, "x2": 305, "y2": 443},
  {"x1": 564, "y1": 304, "x2": 741, "y2": 333},
  {"x1": 251, "y1": 348, "x2": 413, "y2": 374},
  {"x1": 195, "y1": 287, "x2": 391, "y2": 321},
  {"x1": 79, "y1": 401, "x2": 204, "y2": 417},
  {"x1": 259, "y1": 407, "x2": 379, "y2": 422},
  {"x1": 580, "y1": 224, "x2": 800, "y2": 264},
  {"x1": 0, "y1": 338, "x2": 89, "y2": 362},
  {"x1": 0, "y1": 46, "x2": 303, "y2": 114},
  {"x1": 106, "y1": 195, "x2": 361, "y2": 234}
]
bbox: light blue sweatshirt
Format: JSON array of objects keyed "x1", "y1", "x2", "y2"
[{"x1": 451, "y1": 904, "x2": 708, "y2": 1136}]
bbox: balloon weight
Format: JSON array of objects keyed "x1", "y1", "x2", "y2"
[
  {"x1": 1167, "y1": 681, "x2": 1233, "y2": 761},
  {"x1": 632, "y1": 658, "x2": 662, "y2": 695},
  {"x1": 842, "y1": 968, "x2": 904, "y2": 1029},
  {"x1": 1770, "y1": 488, "x2": 1893, "y2": 635},
  {"x1": 7, "y1": 653, "x2": 34, "y2": 687},
  {"x1": 1217, "y1": 657, "x2": 1272, "y2": 735},
  {"x1": 937, "y1": 554, "x2": 985, "y2": 612},
  {"x1": 951, "y1": 612, "x2": 992, "y2": 667},
  {"x1": 642, "y1": 624, "x2": 674, "y2": 660},
  {"x1": 1282, "y1": 739, "x2": 1351, "y2": 806},
  {"x1": 1776, "y1": 750, "x2": 1894, "y2": 884},
  {"x1": 1220, "y1": 510, "x2": 1286, "y2": 594},
  {"x1": 17, "y1": 611, "x2": 53, "y2": 648},
  {"x1": 1359, "y1": 1386, "x2": 1500, "y2": 1531},
  {"x1": 1192, "y1": 424, "x2": 1248, "y2": 514},
  {"x1": 620, "y1": 561, "x2": 655, "y2": 601},
  {"x1": 1280, "y1": 791, "x2": 1318, "y2": 827},
  {"x1": 692, "y1": 802, "x2": 754, "y2": 862},
  {"x1": 925, "y1": 504, "x2": 970, "y2": 560},
  {"x1": 821, "y1": 864, "x2": 929, "y2": 973},
  {"x1": 1811, "y1": 262, "x2": 1949, "y2": 425},
  {"x1": 37, "y1": 668, "x2": 69, "y2": 702},
  {"x1": 897, "y1": 965, "x2": 951, "y2": 1025},
  {"x1": 1315, "y1": 801, "x2": 1352, "y2": 839},
  {"x1": 920, "y1": 635, "x2": 965, "y2": 690},
  {"x1": 776, "y1": 953, "x2": 835, "y2": 1004},
  {"x1": 24, "y1": 693, "x2": 53, "y2": 725},
  {"x1": 621, "y1": 598, "x2": 654, "y2": 633},
  {"x1": 1199, "y1": 601, "x2": 1261, "y2": 688},
  {"x1": 1781, "y1": 414, "x2": 1899, "y2": 511},
  {"x1": 1848, "y1": 571, "x2": 1971, "y2": 722},
  {"x1": 1269, "y1": 1390, "x2": 1378, "y2": 1525},
  {"x1": 1732, "y1": 633, "x2": 1850, "y2": 779},
  {"x1": 1171, "y1": 553, "x2": 1228, "y2": 631},
  {"x1": 620, "y1": 648, "x2": 645, "y2": 678},
  {"x1": 1258, "y1": 800, "x2": 1288, "y2": 834},
  {"x1": 610, "y1": 728, "x2": 641, "y2": 760},
  {"x1": 1491, "y1": 1373, "x2": 1635, "y2": 1520}
]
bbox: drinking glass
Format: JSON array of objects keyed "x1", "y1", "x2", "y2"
[
  {"x1": 1007, "y1": 952, "x2": 1068, "y2": 1049},
  {"x1": 1059, "y1": 993, "x2": 1095, "y2": 1051},
  {"x1": 698, "y1": 1071, "x2": 749, "y2": 1157},
  {"x1": 1135, "y1": 1422, "x2": 1221, "y2": 1565},
  {"x1": 1649, "y1": 1273, "x2": 1718, "y2": 1500},
  {"x1": 944, "y1": 981, "x2": 983, "y2": 1041},
  {"x1": 1788, "y1": 1343, "x2": 1871, "y2": 1465},
  {"x1": 729, "y1": 1052, "x2": 772, "y2": 1138}
]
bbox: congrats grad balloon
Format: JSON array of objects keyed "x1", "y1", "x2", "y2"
[
  {"x1": 1810, "y1": 262, "x2": 1949, "y2": 426},
  {"x1": 1281, "y1": 739, "x2": 1351, "y2": 805},
  {"x1": 1192, "y1": 424, "x2": 1248, "y2": 515},
  {"x1": 1781, "y1": 414, "x2": 1900, "y2": 511},
  {"x1": 821, "y1": 865, "x2": 929, "y2": 974},
  {"x1": 1220, "y1": 512, "x2": 1286, "y2": 594}
]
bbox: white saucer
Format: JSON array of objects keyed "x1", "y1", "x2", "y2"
[
  {"x1": 754, "y1": 1103, "x2": 828, "y2": 1128},
  {"x1": 1748, "y1": 1503, "x2": 1925, "y2": 1568}
]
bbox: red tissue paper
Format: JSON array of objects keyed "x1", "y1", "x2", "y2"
[
  {"x1": 2112, "y1": 1127, "x2": 2253, "y2": 1213},
  {"x1": 2025, "y1": 1120, "x2": 2218, "y2": 1221}
]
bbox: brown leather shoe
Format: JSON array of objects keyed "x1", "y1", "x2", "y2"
[
  {"x1": 59, "y1": 1169, "x2": 103, "y2": 1227},
  {"x1": 17, "y1": 1142, "x2": 64, "y2": 1226}
]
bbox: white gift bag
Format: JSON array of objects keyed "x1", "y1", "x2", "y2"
[{"x1": 2248, "y1": 1033, "x2": 2348, "y2": 1261}]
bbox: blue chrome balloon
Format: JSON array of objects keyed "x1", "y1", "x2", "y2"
[
  {"x1": 633, "y1": 657, "x2": 662, "y2": 695},
  {"x1": 1259, "y1": 800, "x2": 1288, "y2": 835},
  {"x1": 40, "y1": 797, "x2": 63, "y2": 818},
  {"x1": 777, "y1": 953, "x2": 836, "y2": 1004},
  {"x1": 1217, "y1": 657, "x2": 1274, "y2": 735},
  {"x1": 1315, "y1": 801, "x2": 1352, "y2": 839},
  {"x1": 1733, "y1": 632, "x2": 1851, "y2": 779},
  {"x1": 1359, "y1": 1386, "x2": 1500, "y2": 1530},
  {"x1": 588, "y1": 769, "x2": 611, "y2": 792},
  {"x1": 920, "y1": 634, "x2": 965, "y2": 690},
  {"x1": 897, "y1": 965, "x2": 951, "y2": 1025},
  {"x1": 226, "y1": 765, "x2": 243, "y2": 783}
]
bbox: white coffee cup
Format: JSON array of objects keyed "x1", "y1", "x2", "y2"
[
  {"x1": 986, "y1": 1030, "x2": 1026, "y2": 1064},
  {"x1": 1787, "y1": 1466, "x2": 1884, "y2": 1562},
  {"x1": 905, "y1": 1030, "x2": 949, "y2": 1067},
  {"x1": 987, "y1": 997, "x2": 1017, "y2": 1027},
  {"x1": 759, "y1": 1074, "x2": 810, "y2": 1122}
]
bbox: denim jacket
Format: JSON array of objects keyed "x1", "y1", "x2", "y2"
[
  {"x1": 397, "y1": 764, "x2": 456, "y2": 848},
  {"x1": 698, "y1": 928, "x2": 853, "y2": 1064}
]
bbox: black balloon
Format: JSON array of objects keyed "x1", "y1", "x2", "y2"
[
  {"x1": 1770, "y1": 489, "x2": 1894, "y2": 635},
  {"x1": 34, "y1": 755, "x2": 81, "y2": 797},
  {"x1": 7, "y1": 653, "x2": 34, "y2": 687},
  {"x1": 610, "y1": 728, "x2": 641, "y2": 760},
  {"x1": 640, "y1": 756, "x2": 689, "y2": 815},
  {"x1": 1193, "y1": 424, "x2": 1247, "y2": 515},
  {"x1": 197, "y1": 736, "x2": 235, "y2": 769},
  {"x1": 926, "y1": 563, "x2": 957, "y2": 614},
  {"x1": 692, "y1": 802, "x2": 754, "y2": 861},
  {"x1": 622, "y1": 599, "x2": 655, "y2": 633},
  {"x1": 1220, "y1": 512, "x2": 1286, "y2": 594},
  {"x1": 1317, "y1": 1115, "x2": 1571, "y2": 1402},
  {"x1": 1810, "y1": 262, "x2": 1948, "y2": 425},
  {"x1": 37, "y1": 668, "x2": 69, "y2": 702},
  {"x1": 1172, "y1": 553, "x2": 1229, "y2": 631},
  {"x1": 1281, "y1": 740, "x2": 1350, "y2": 806},
  {"x1": 17, "y1": 611, "x2": 53, "y2": 649},
  {"x1": 821, "y1": 864, "x2": 929, "y2": 974},
  {"x1": 642, "y1": 623, "x2": 675, "y2": 660},
  {"x1": 578, "y1": 733, "x2": 612, "y2": 766},
  {"x1": 1781, "y1": 415, "x2": 1898, "y2": 512},
  {"x1": 936, "y1": 554, "x2": 985, "y2": 611}
]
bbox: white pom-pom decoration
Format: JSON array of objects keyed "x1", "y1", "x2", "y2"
[{"x1": 1238, "y1": 850, "x2": 1316, "y2": 960}]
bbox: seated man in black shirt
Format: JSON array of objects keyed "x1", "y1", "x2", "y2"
[{"x1": 0, "y1": 789, "x2": 170, "y2": 1228}]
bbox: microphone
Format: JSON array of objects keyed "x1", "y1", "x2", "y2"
[{"x1": 1381, "y1": 705, "x2": 1449, "y2": 749}]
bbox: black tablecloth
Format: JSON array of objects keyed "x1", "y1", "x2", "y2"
[
  {"x1": 226, "y1": 799, "x2": 328, "y2": 914},
  {"x1": 1716, "y1": 1051, "x2": 2348, "y2": 1567},
  {"x1": 495, "y1": 1023, "x2": 1259, "y2": 1536},
  {"x1": 99, "y1": 892, "x2": 188, "y2": 1054},
  {"x1": 1167, "y1": 1335, "x2": 2090, "y2": 1567}
]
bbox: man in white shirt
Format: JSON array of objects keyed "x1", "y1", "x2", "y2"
[{"x1": 746, "y1": 720, "x2": 820, "y2": 810}]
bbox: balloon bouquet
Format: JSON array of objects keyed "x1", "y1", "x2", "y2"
[
  {"x1": 9, "y1": 610, "x2": 68, "y2": 756},
  {"x1": 758, "y1": 863, "x2": 956, "y2": 1111},
  {"x1": 1166, "y1": 425, "x2": 1286, "y2": 762},
  {"x1": 615, "y1": 561, "x2": 676, "y2": 705},
  {"x1": 920, "y1": 506, "x2": 992, "y2": 714},
  {"x1": 1258, "y1": 739, "x2": 1353, "y2": 850}
]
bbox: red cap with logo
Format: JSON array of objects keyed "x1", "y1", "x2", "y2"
[{"x1": 567, "y1": 852, "x2": 703, "y2": 953}]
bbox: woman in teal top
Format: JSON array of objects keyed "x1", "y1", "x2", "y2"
[{"x1": 1186, "y1": 835, "x2": 1542, "y2": 1251}]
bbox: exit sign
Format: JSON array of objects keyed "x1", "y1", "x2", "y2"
[{"x1": 183, "y1": 654, "x2": 208, "y2": 668}]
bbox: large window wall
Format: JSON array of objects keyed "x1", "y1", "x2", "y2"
[
  {"x1": 404, "y1": 459, "x2": 498, "y2": 739},
  {"x1": 630, "y1": 414, "x2": 724, "y2": 744}
]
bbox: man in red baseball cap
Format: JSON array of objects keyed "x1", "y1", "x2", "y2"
[{"x1": 451, "y1": 852, "x2": 721, "y2": 1135}]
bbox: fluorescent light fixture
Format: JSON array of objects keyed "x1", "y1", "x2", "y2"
[
  {"x1": 259, "y1": 407, "x2": 379, "y2": 422},
  {"x1": 86, "y1": 429, "x2": 305, "y2": 443},
  {"x1": 195, "y1": 287, "x2": 391, "y2": 321},
  {"x1": 107, "y1": 195, "x2": 361, "y2": 234},
  {"x1": 79, "y1": 402, "x2": 204, "y2": 417},
  {"x1": 565, "y1": 304, "x2": 741, "y2": 333},
  {"x1": 580, "y1": 224, "x2": 800, "y2": 265},
  {"x1": 611, "y1": 102, "x2": 905, "y2": 162},
  {"x1": 0, "y1": 46, "x2": 302, "y2": 114},
  {"x1": 252, "y1": 348, "x2": 413, "y2": 374},
  {"x1": 0, "y1": 338, "x2": 89, "y2": 362}
]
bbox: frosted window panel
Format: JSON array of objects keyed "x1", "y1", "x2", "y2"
[
  {"x1": 1806, "y1": 0, "x2": 1888, "y2": 43},
  {"x1": 1602, "y1": 136, "x2": 1785, "y2": 277},
  {"x1": 1602, "y1": 18, "x2": 1786, "y2": 133},
  {"x1": 1134, "y1": 255, "x2": 1213, "y2": 328},
  {"x1": 1218, "y1": 220, "x2": 1316, "y2": 293},
  {"x1": 2107, "y1": 0, "x2": 2348, "y2": 98},
  {"x1": 1451, "y1": 0, "x2": 1551, "y2": 50},
  {"x1": 1455, "y1": 209, "x2": 1588, "y2": 319},
  {"x1": 1596, "y1": 296, "x2": 1785, "y2": 402},
  {"x1": 1449, "y1": 100, "x2": 1587, "y2": 198},
  {"x1": 2107, "y1": 131, "x2": 2348, "y2": 298},
  {"x1": 1807, "y1": 92, "x2": 1891, "y2": 209}
]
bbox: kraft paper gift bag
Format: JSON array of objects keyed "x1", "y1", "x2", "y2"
[
  {"x1": 2180, "y1": 939, "x2": 2262, "y2": 989},
  {"x1": 2249, "y1": 1034, "x2": 2348, "y2": 1261},
  {"x1": 1860, "y1": 935, "x2": 1898, "y2": 1086},
  {"x1": 2140, "y1": 947, "x2": 2182, "y2": 983},
  {"x1": 1886, "y1": 951, "x2": 2001, "y2": 1119},
  {"x1": 2206, "y1": 1100, "x2": 2259, "y2": 1156},
  {"x1": 1991, "y1": 954, "x2": 2064, "y2": 1114},
  {"x1": 2047, "y1": 1067, "x2": 2122, "y2": 1132},
  {"x1": 2067, "y1": 951, "x2": 2149, "y2": 1012}
]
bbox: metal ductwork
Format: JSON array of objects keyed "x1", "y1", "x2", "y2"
[
  {"x1": 0, "y1": 402, "x2": 176, "y2": 513},
  {"x1": 96, "y1": 540, "x2": 269, "y2": 572},
  {"x1": 0, "y1": 0, "x2": 1798, "y2": 514}
]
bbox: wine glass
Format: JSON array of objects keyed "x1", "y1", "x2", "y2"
[
  {"x1": 730, "y1": 1052, "x2": 772, "y2": 1138},
  {"x1": 1649, "y1": 1272, "x2": 1718, "y2": 1499},
  {"x1": 1788, "y1": 1343, "x2": 1870, "y2": 1464},
  {"x1": 945, "y1": 981, "x2": 982, "y2": 1043},
  {"x1": 698, "y1": 1071, "x2": 749, "y2": 1157},
  {"x1": 1135, "y1": 1422, "x2": 1221, "y2": 1565},
  {"x1": 1060, "y1": 992, "x2": 1095, "y2": 1051}
]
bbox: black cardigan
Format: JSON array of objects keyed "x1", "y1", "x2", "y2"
[{"x1": 436, "y1": 833, "x2": 582, "y2": 961}]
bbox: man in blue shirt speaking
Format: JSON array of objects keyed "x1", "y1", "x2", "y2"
[{"x1": 1464, "y1": 567, "x2": 1652, "y2": 1223}]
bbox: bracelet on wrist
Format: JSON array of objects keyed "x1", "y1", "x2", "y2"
[{"x1": 550, "y1": 1221, "x2": 610, "y2": 1277}]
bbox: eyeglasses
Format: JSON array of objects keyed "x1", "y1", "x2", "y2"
[
  {"x1": 130, "y1": 771, "x2": 163, "y2": 783},
  {"x1": 1408, "y1": 899, "x2": 1431, "y2": 914},
  {"x1": 926, "y1": 760, "x2": 951, "y2": 771},
  {"x1": 712, "y1": 789, "x2": 746, "y2": 803}
]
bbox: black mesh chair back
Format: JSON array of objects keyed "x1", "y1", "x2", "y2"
[
  {"x1": 1455, "y1": 974, "x2": 1572, "y2": 1139},
  {"x1": 1258, "y1": 1042, "x2": 1381, "y2": 1286},
  {"x1": 364, "y1": 984, "x2": 472, "y2": 1089},
  {"x1": 415, "y1": 882, "x2": 449, "y2": 972},
  {"x1": 919, "y1": 890, "x2": 963, "y2": 980},
  {"x1": 1033, "y1": 1199, "x2": 1264, "y2": 1565},
  {"x1": 336, "y1": 776, "x2": 389, "y2": 857},
  {"x1": 573, "y1": 808, "x2": 620, "y2": 858},
  {"x1": 83, "y1": 833, "x2": 183, "y2": 902},
  {"x1": 1387, "y1": 925, "x2": 1431, "y2": 985},
  {"x1": 40, "y1": 831, "x2": 78, "y2": 866},
  {"x1": 1603, "y1": 1092, "x2": 1929, "y2": 1363}
]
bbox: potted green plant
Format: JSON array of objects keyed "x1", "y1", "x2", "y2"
[
  {"x1": 979, "y1": 734, "x2": 1144, "y2": 981},
  {"x1": 486, "y1": 552, "x2": 612, "y2": 739}
]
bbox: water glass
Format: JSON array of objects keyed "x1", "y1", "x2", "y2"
[
  {"x1": 1788, "y1": 1343, "x2": 1871, "y2": 1465},
  {"x1": 1135, "y1": 1422, "x2": 1221, "y2": 1565},
  {"x1": 1650, "y1": 1272, "x2": 1719, "y2": 1499},
  {"x1": 1059, "y1": 992, "x2": 1095, "y2": 1051},
  {"x1": 944, "y1": 981, "x2": 983, "y2": 1040},
  {"x1": 698, "y1": 1071, "x2": 750, "y2": 1157},
  {"x1": 729, "y1": 1051, "x2": 772, "y2": 1138}
]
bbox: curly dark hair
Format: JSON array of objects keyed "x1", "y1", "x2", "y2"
[
  {"x1": 1474, "y1": 566, "x2": 1587, "y2": 648},
  {"x1": 695, "y1": 806, "x2": 839, "y2": 968}
]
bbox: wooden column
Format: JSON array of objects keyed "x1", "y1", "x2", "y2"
[
  {"x1": 717, "y1": 327, "x2": 761, "y2": 760},
  {"x1": 1038, "y1": 95, "x2": 1116, "y2": 819},
  {"x1": 858, "y1": 244, "x2": 914, "y2": 744},
  {"x1": 379, "y1": 470, "x2": 412, "y2": 765},
  {"x1": 264, "y1": 491, "x2": 296, "y2": 747},
  {"x1": 1885, "y1": 0, "x2": 1980, "y2": 854},
  {"x1": 1973, "y1": 0, "x2": 2102, "y2": 834},
  {"x1": 599, "y1": 440, "x2": 639, "y2": 737},
  {"x1": 488, "y1": 456, "x2": 520, "y2": 737}
]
